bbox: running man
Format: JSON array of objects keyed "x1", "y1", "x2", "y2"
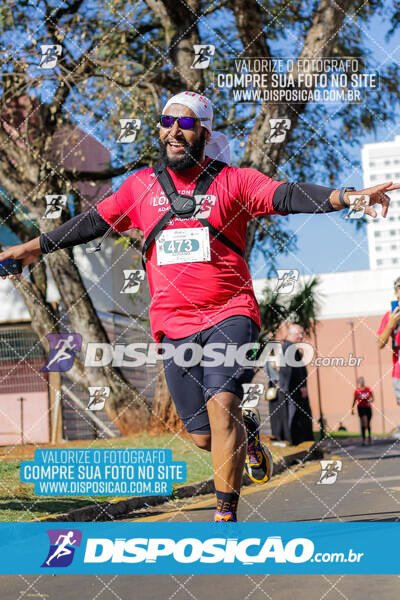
[
  {"x1": 352, "y1": 377, "x2": 374, "y2": 445},
  {"x1": 1, "y1": 91, "x2": 397, "y2": 522}
]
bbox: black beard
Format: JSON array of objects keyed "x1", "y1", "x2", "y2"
[{"x1": 159, "y1": 129, "x2": 207, "y2": 171}]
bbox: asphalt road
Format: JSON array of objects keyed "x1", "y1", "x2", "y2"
[{"x1": 2, "y1": 438, "x2": 400, "y2": 600}]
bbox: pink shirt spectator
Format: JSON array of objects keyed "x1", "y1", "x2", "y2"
[{"x1": 377, "y1": 311, "x2": 400, "y2": 378}]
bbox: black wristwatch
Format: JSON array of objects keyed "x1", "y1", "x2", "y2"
[{"x1": 339, "y1": 186, "x2": 355, "y2": 208}]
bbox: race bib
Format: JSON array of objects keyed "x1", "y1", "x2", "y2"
[{"x1": 156, "y1": 227, "x2": 211, "y2": 265}]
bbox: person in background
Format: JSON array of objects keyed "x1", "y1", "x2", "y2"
[
  {"x1": 352, "y1": 376, "x2": 374, "y2": 446},
  {"x1": 265, "y1": 340, "x2": 289, "y2": 441},
  {"x1": 337, "y1": 421, "x2": 347, "y2": 432},
  {"x1": 279, "y1": 323, "x2": 314, "y2": 446},
  {"x1": 377, "y1": 277, "x2": 400, "y2": 406}
]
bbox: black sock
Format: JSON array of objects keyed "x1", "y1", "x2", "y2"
[
  {"x1": 361, "y1": 426, "x2": 366, "y2": 440},
  {"x1": 368, "y1": 426, "x2": 371, "y2": 437},
  {"x1": 216, "y1": 490, "x2": 239, "y2": 518}
]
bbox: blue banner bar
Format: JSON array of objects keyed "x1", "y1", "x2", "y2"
[{"x1": 0, "y1": 522, "x2": 399, "y2": 574}]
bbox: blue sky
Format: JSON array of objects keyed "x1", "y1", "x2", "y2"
[{"x1": 251, "y1": 10, "x2": 400, "y2": 279}]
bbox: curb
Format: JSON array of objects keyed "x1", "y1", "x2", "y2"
[{"x1": 40, "y1": 442, "x2": 323, "y2": 522}]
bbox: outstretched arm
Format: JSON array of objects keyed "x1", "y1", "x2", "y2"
[
  {"x1": 273, "y1": 182, "x2": 399, "y2": 217},
  {"x1": 237, "y1": 168, "x2": 399, "y2": 220},
  {"x1": 0, "y1": 207, "x2": 109, "y2": 277},
  {"x1": 39, "y1": 207, "x2": 109, "y2": 253}
]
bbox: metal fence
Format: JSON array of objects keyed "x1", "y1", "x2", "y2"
[
  {"x1": 0, "y1": 324, "x2": 48, "y2": 394},
  {"x1": 59, "y1": 307, "x2": 158, "y2": 441}
]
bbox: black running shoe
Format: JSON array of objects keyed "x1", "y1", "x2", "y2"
[{"x1": 242, "y1": 407, "x2": 273, "y2": 484}]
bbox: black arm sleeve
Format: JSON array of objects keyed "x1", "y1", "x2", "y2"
[
  {"x1": 273, "y1": 182, "x2": 335, "y2": 214},
  {"x1": 39, "y1": 207, "x2": 110, "y2": 254}
]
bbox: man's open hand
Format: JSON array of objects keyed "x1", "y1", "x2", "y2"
[{"x1": 351, "y1": 181, "x2": 400, "y2": 218}]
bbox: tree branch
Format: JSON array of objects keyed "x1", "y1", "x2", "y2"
[
  {"x1": 230, "y1": 0, "x2": 272, "y2": 58},
  {"x1": 144, "y1": 0, "x2": 204, "y2": 90},
  {"x1": 62, "y1": 154, "x2": 156, "y2": 181},
  {"x1": 202, "y1": 0, "x2": 229, "y2": 16},
  {"x1": 0, "y1": 199, "x2": 37, "y2": 242}
]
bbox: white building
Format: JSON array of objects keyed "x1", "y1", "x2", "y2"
[
  {"x1": 362, "y1": 135, "x2": 400, "y2": 270},
  {"x1": 253, "y1": 267, "x2": 400, "y2": 320}
]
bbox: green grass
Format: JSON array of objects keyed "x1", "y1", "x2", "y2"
[{"x1": 0, "y1": 433, "x2": 213, "y2": 522}]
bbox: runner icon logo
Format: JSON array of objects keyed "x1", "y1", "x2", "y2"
[
  {"x1": 193, "y1": 195, "x2": 217, "y2": 218},
  {"x1": 42, "y1": 529, "x2": 82, "y2": 568},
  {"x1": 42, "y1": 195, "x2": 67, "y2": 219},
  {"x1": 191, "y1": 45, "x2": 215, "y2": 69},
  {"x1": 118, "y1": 119, "x2": 141, "y2": 143},
  {"x1": 41, "y1": 333, "x2": 82, "y2": 372},
  {"x1": 87, "y1": 386, "x2": 110, "y2": 411},
  {"x1": 39, "y1": 45, "x2": 62, "y2": 69},
  {"x1": 275, "y1": 269, "x2": 299, "y2": 294},
  {"x1": 241, "y1": 383, "x2": 264, "y2": 408},
  {"x1": 120, "y1": 270, "x2": 145, "y2": 294},
  {"x1": 345, "y1": 194, "x2": 369, "y2": 220},
  {"x1": 317, "y1": 460, "x2": 342, "y2": 485},
  {"x1": 267, "y1": 118, "x2": 291, "y2": 143}
]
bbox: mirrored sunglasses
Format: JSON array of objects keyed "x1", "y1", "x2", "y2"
[{"x1": 159, "y1": 115, "x2": 208, "y2": 130}]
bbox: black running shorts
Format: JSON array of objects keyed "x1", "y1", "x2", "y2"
[
  {"x1": 161, "y1": 315, "x2": 260, "y2": 435},
  {"x1": 357, "y1": 405, "x2": 372, "y2": 420}
]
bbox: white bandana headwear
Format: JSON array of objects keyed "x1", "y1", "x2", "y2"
[{"x1": 162, "y1": 91, "x2": 231, "y2": 165}]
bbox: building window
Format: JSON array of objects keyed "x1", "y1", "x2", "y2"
[
  {"x1": 389, "y1": 216, "x2": 395, "y2": 221},
  {"x1": 385, "y1": 160, "x2": 391, "y2": 165},
  {"x1": 377, "y1": 259, "x2": 383, "y2": 265},
  {"x1": 393, "y1": 258, "x2": 398, "y2": 265},
  {"x1": 391, "y1": 230, "x2": 396, "y2": 235},
  {"x1": 375, "y1": 231, "x2": 381, "y2": 237},
  {"x1": 376, "y1": 246, "x2": 382, "y2": 251},
  {"x1": 371, "y1": 175, "x2": 377, "y2": 181},
  {"x1": 392, "y1": 244, "x2": 397, "y2": 250}
]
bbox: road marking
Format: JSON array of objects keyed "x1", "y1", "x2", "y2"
[
  {"x1": 338, "y1": 475, "x2": 400, "y2": 484},
  {"x1": 136, "y1": 459, "x2": 325, "y2": 522}
]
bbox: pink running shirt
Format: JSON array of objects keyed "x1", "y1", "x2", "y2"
[{"x1": 96, "y1": 157, "x2": 284, "y2": 342}]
